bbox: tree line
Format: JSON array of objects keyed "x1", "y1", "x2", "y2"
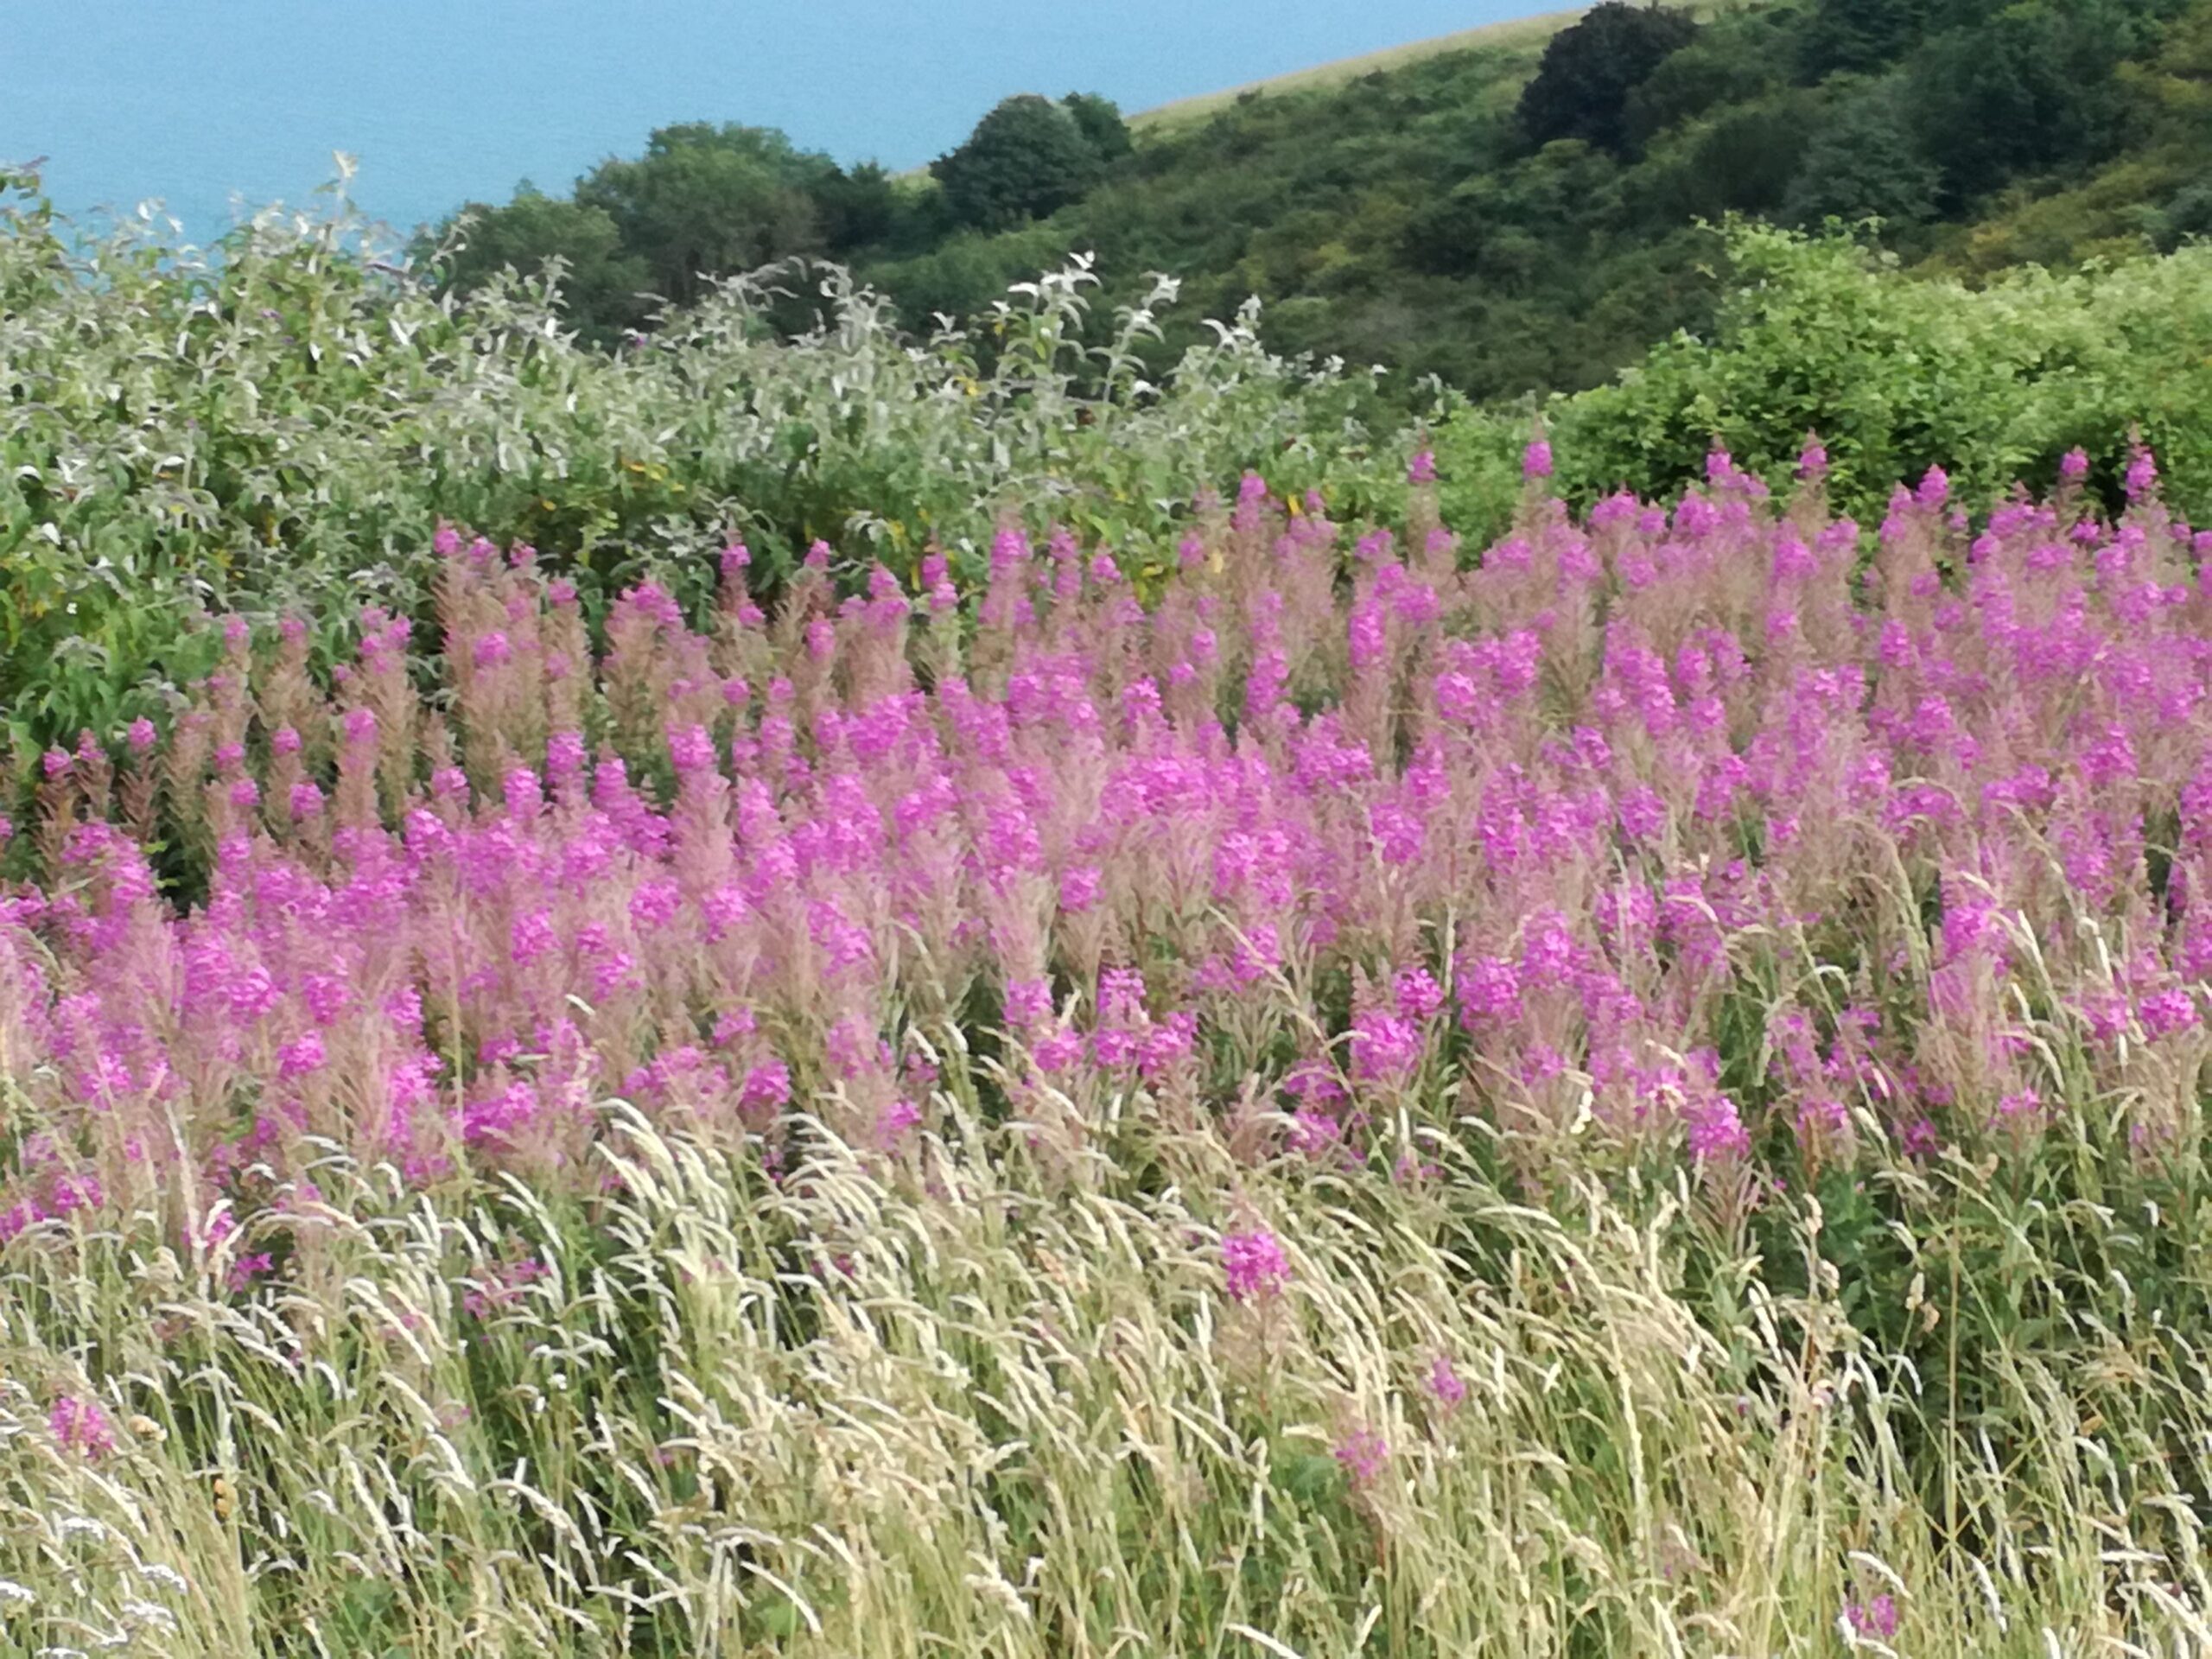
[{"x1": 422, "y1": 0, "x2": 2210, "y2": 403}]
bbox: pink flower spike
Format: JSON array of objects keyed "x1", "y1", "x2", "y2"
[
  {"x1": 1428, "y1": 1355, "x2": 1467, "y2": 1410},
  {"x1": 1222, "y1": 1227, "x2": 1290, "y2": 1306}
]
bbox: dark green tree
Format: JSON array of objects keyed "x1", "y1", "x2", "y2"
[
  {"x1": 931, "y1": 95, "x2": 1104, "y2": 230},
  {"x1": 1782, "y1": 79, "x2": 1941, "y2": 230},
  {"x1": 812, "y1": 161, "x2": 902, "y2": 255},
  {"x1": 1623, "y1": 26, "x2": 1784, "y2": 147},
  {"x1": 1906, "y1": 3, "x2": 2139, "y2": 204},
  {"x1": 1796, "y1": 0, "x2": 1931, "y2": 79},
  {"x1": 1063, "y1": 92, "x2": 1135, "y2": 162},
  {"x1": 1517, "y1": 2, "x2": 1700, "y2": 156},
  {"x1": 427, "y1": 188, "x2": 651, "y2": 340},
  {"x1": 575, "y1": 123, "x2": 836, "y2": 307}
]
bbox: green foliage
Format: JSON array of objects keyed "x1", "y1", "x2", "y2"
[
  {"x1": 931, "y1": 95, "x2": 1111, "y2": 231},
  {"x1": 572, "y1": 123, "x2": 835, "y2": 308},
  {"x1": 1434, "y1": 221, "x2": 2212, "y2": 536},
  {"x1": 422, "y1": 124, "x2": 918, "y2": 327},
  {"x1": 0, "y1": 174, "x2": 1388, "y2": 750},
  {"x1": 1622, "y1": 16, "x2": 1789, "y2": 145},
  {"x1": 1905, "y1": 1, "x2": 2150, "y2": 204},
  {"x1": 1780, "y1": 77, "x2": 1941, "y2": 229},
  {"x1": 427, "y1": 188, "x2": 651, "y2": 342},
  {"x1": 810, "y1": 160, "x2": 905, "y2": 253},
  {"x1": 1516, "y1": 1, "x2": 1701, "y2": 156},
  {"x1": 1062, "y1": 91, "x2": 1135, "y2": 162},
  {"x1": 1796, "y1": 0, "x2": 1931, "y2": 79}
]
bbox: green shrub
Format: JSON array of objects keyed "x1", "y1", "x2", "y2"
[
  {"x1": 1436, "y1": 220, "x2": 2212, "y2": 536},
  {"x1": 0, "y1": 173, "x2": 1388, "y2": 753}
]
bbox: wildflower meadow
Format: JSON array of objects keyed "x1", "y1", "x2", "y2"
[
  {"x1": 16, "y1": 163, "x2": 2212, "y2": 1657},
  {"x1": 8, "y1": 401, "x2": 2212, "y2": 1656}
]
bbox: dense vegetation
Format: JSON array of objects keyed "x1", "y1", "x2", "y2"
[
  {"x1": 1435, "y1": 223, "x2": 2212, "y2": 536},
  {"x1": 0, "y1": 167, "x2": 1389, "y2": 753},
  {"x1": 12, "y1": 386, "x2": 2212, "y2": 1654},
  {"x1": 11, "y1": 15, "x2": 2212, "y2": 1649},
  {"x1": 20, "y1": 167, "x2": 2212, "y2": 757},
  {"x1": 429, "y1": 0, "x2": 2212, "y2": 400}
]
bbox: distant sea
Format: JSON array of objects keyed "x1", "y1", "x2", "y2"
[{"x1": 3, "y1": 0, "x2": 1544, "y2": 245}]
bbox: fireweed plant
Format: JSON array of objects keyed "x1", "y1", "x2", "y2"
[
  {"x1": 5, "y1": 443, "x2": 2212, "y2": 1655},
  {"x1": 0, "y1": 168, "x2": 1391, "y2": 754}
]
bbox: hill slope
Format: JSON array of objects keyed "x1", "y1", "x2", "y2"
[
  {"x1": 1128, "y1": 9, "x2": 1587, "y2": 133},
  {"x1": 857, "y1": 0, "x2": 2212, "y2": 401},
  {"x1": 420, "y1": 0, "x2": 2212, "y2": 418}
]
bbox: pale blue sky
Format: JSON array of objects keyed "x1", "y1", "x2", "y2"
[{"x1": 3, "y1": 1, "x2": 1545, "y2": 242}]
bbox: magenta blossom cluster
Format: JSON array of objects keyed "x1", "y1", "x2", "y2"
[
  {"x1": 1223, "y1": 1227, "x2": 1293, "y2": 1306},
  {"x1": 1845, "y1": 1592, "x2": 1899, "y2": 1639},
  {"x1": 48, "y1": 1395, "x2": 114, "y2": 1459},
  {"x1": 1333, "y1": 1425, "x2": 1389, "y2": 1490},
  {"x1": 0, "y1": 450, "x2": 2208, "y2": 1259}
]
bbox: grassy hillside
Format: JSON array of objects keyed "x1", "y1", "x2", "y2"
[
  {"x1": 853, "y1": 0, "x2": 2205, "y2": 405},
  {"x1": 1128, "y1": 9, "x2": 1587, "y2": 133},
  {"x1": 421, "y1": 0, "x2": 2211, "y2": 417}
]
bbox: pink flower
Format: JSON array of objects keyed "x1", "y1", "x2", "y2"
[
  {"x1": 1845, "y1": 1593, "x2": 1898, "y2": 1639},
  {"x1": 2141, "y1": 988, "x2": 2198, "y2": 1040},
  {"x1": 1428, "y1": 1354, "x2": 1467, "y2": 1409},
  {"x1": 1222, "y1": 1227, "x2": 1290, "y2": 1306},
  {"x1": 49, "y1": 1395, "x2": 114, "y2": 1458},
  {"x1": 2126, "y1": 446, "x2": 2159, "y2": 499},
  {"x1": 1683, "y1": 1092, "x2": 1751, "y2": 1164},
  {"x1": 1333, "y1": 1427, "x2": 1389, "y2": 1489},
  {"x1": 277, "y1": 1033, "x2": 326, "y2": 1080},
  {"x1": 1058, "y1": 866, "x2": 1102, "y2": 913},
  {"x1": 1522, "y1": 439, "x2": 1554, "y2": 480},
  {"x1": 738, "y1": 1061, "x2": 791, "y2": 1116},
  {"x1": 876, "y1": 1098, "x2": 922, "y2": 1147},
  {"x1": 1348, "y1": 1008, "x2": 1422, "y2": 1083},
  {"x1": 667, "y1": 724, "x2": 716, "y2": 774}
]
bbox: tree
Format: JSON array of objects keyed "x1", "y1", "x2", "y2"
[
  {"x1": 1906, "y1": 2, "x2": 2139, "y2": 204},
  {"x1": 1782, "y1": 79, "x2": 1941, "y2": 230},
  {"x1": 812, "y1": 162, "x2": 902, "y2": 256},
  {"x1": 575, "y1": 123, "x2": 836, "y2": 307},
  {"x1": 428, "y1": 188, "x2": 651, "y2": 340},
  {"x1": 1063, "y1": 92, "x2": 1134, "y2": 162},
  {"x1": 1623, "y1": 28, "x2": 1783, "y2": 147},
  {"x1": 1517, "y1": 3, "x2": 1700, "y2": 156},
  {"x1": 1796, "y1": 0, "x2": 1931, "y2": 80},
  {"x1": 931, "y1": 95, "x2": 1104, "y2": 230}
]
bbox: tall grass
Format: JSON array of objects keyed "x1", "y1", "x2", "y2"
[{"x1": 4, "y1": 433, "x2": 2212, "y2": 1652}]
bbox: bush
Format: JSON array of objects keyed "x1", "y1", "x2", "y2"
[
  {"x1": 0, "y1": 174, "x2": 1385, "y2": 752},
  {"x1": 1435, "y1": 221, "x2": 2212, "y2": 537}
]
